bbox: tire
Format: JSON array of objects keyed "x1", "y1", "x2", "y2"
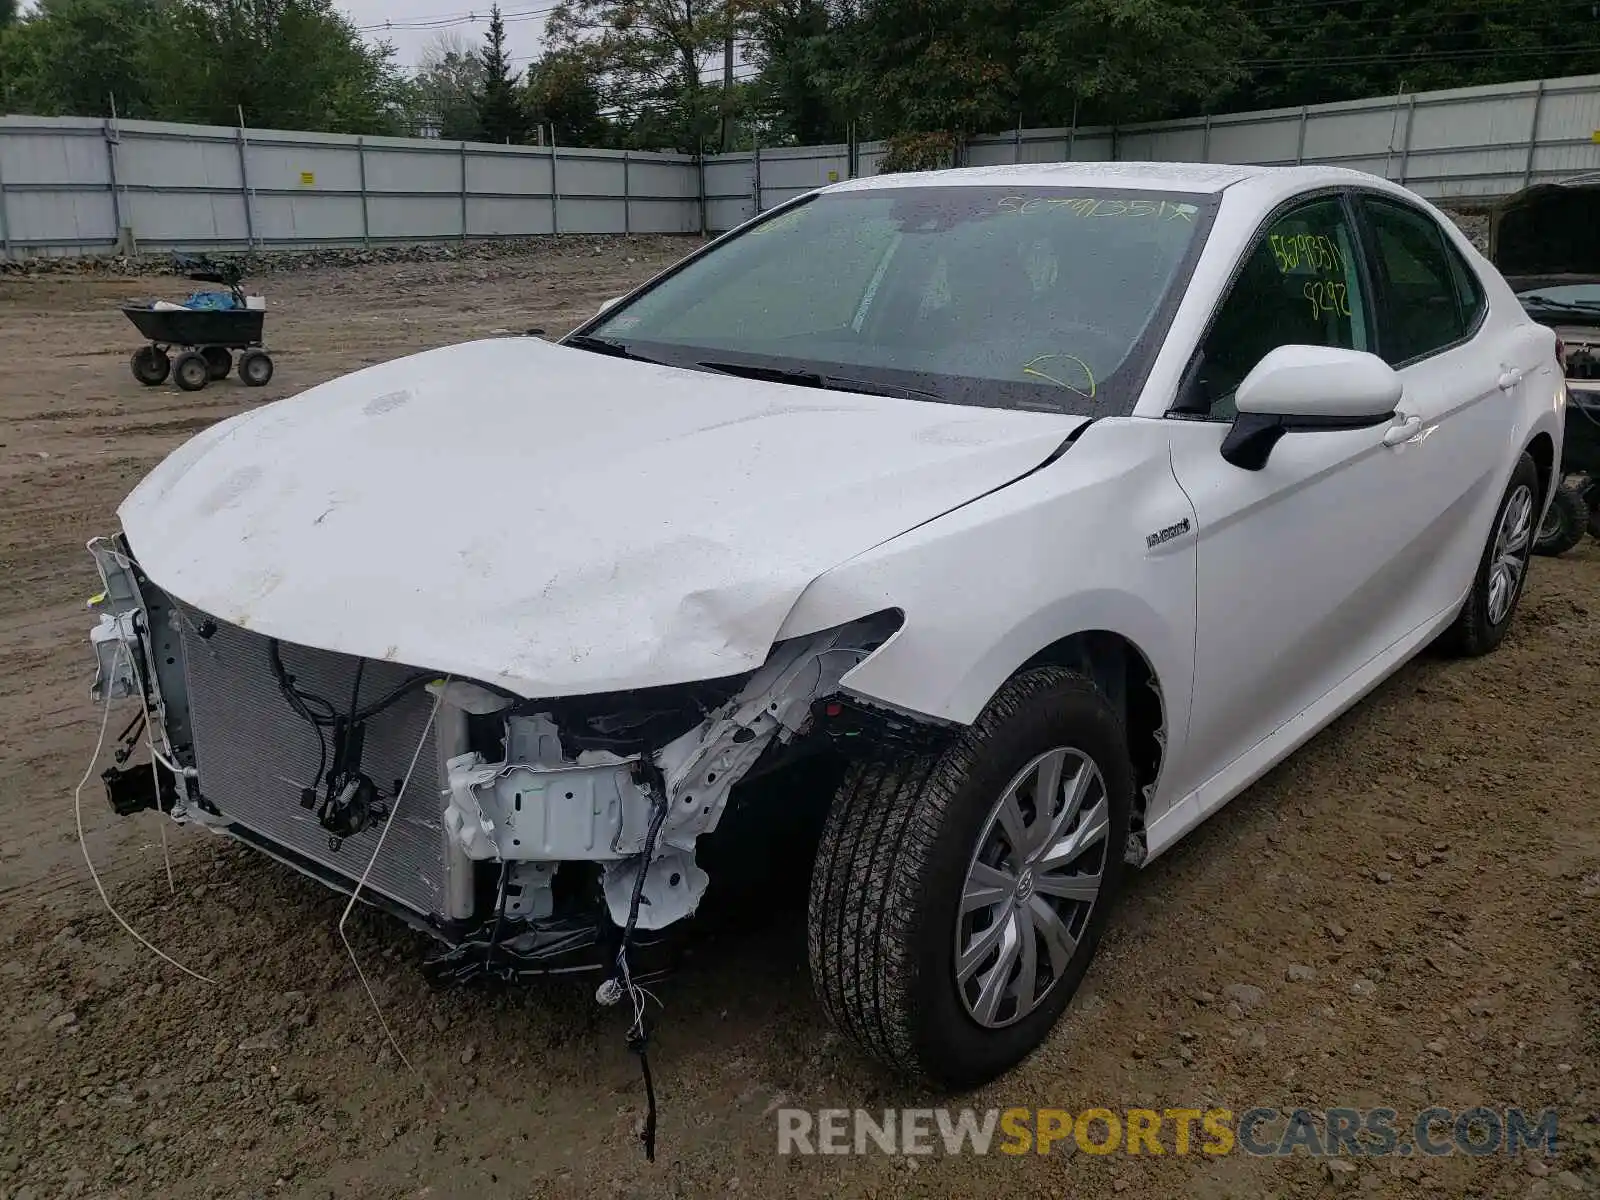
[
  {"x1": 1439, "y1": 451, "x2": 1539, "y2": 657},
  {"x1": 130, "y1": 346, "x2": 169, "y2": 386},
  {"x1": 238, "y1": 350, "x2": 273, "y2": 387},
  {"x1": 1534, "y1": 483, "x2": 1587, "y2": 557},
  {"x1": 807, "y1": 666, "x2": 1132, "y2": 1087},
  {"x1": 202, "y1": 347, "x2": 232, "y2": 380},
  {"x1": 173, "y1": 351, "x2": 210, "y2": 392}
]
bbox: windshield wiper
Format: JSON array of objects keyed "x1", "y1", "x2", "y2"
[
  {"x1": 695, "y1": 359, "x2": 947, "y2": 403},
  {"x1": 564, "y1": 333, "x2": 673, "y2": 364},
  {"x1": 1520, "y1": 294, "x2": 1600, "y2": 314}
]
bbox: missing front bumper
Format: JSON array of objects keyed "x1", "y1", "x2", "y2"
[{"x1": 86, "y1": 532, "x2": 904, "y2": 957}]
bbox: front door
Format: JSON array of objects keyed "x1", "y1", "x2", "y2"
[{"x1": 1161, "y1": 192, "x2": 1424, "y2": 804}]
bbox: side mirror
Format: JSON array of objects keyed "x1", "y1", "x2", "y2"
[{"x1": 1222, "y1": 345, "x2": 1402, "y2": 470}]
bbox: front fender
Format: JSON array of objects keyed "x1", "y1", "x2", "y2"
[{"x1": 776, "y1": 418, "x2": 1199, "y2": 731}]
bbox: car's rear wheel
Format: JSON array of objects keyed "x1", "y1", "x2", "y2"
[
  {"x1": 807, "y1": 666, "x2": 1131, "y2": 1087},
  {"x1": 1440, "y1": 451, "x2": 1539, "y2": 657}
]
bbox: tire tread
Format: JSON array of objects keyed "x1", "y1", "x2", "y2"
[{"x1": 807, "y1": 666, "x2": 1109, "y2": 1077}]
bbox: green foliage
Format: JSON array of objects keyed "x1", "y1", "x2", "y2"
[
  {"x1": 526, "y1": 47, "x2": 609, "y2": 146},
  {"x1": 2, "y1": 0, "x2": 1596, "y2": 152},
  {"x1": 3, "y1": 0, "x2": 162, "y2": 118},
  {"x1": 475, "y1": 4, "x2": 530, "y2": 143},
  {"x1": 2, "y1": 0, "x2": 406, "y2": 132},
  {"x1": 1231, "y1": 0, "x2": 1600, "y2": 112},
  {"x1": 546, "y1": 0, "x2": 738, "y2": 152},
  {"x1": 1017, "y1": 0, "x2": 1259, "y2": 124},
  {"x1": 742, "y1": 0, "x2": 854, "y2": 144},
  {"x1": 878, "y1": 130, "x2": 962, "y2": 173}
]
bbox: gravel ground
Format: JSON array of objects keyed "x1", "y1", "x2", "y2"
[{"x1": 1, "y1": 226, "x2": 1596, "y2": 1200}]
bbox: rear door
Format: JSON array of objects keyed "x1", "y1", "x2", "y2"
[
  {"x1": 1162, "y1": 192, "x2": 1425, "y2": 801},
  {"x1": 1352, "y1": 192, "x2": 1532, "y2": 627}
]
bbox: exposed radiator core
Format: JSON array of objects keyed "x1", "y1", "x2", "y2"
[{"x1": 175, "y1": 600, "x2": 446, "y2": 920}]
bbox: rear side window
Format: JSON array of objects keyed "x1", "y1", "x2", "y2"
[
  {"x1": 1447, "y1": 245, "x2": 1487, "y2": 330},
  {"x1": 1360, "y1": 197, "x2": 1478, "y2": 364}
]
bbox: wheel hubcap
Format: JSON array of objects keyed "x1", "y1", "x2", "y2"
[
  {"x1": 1488, "y1": 484, "x2": 1533, "y2": 626},
  {"x1": 954, "y1": 747, "x2": 1109, "y2": 1029}
]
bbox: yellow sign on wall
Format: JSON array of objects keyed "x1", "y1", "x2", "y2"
[
  {"x1": 827, "y1": 170, "x2": 839, "y2": 182},
  {"x1": 299, "y1": 171, "x2": 315, "y2": 186}
]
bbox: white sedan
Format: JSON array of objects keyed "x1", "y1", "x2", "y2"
[{"x1": 88, "y1": 161, "x2": 1564, "y2": 1086}]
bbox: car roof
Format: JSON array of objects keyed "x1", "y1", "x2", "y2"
[{"x1": 823, "y1": 160, "x2": 1383, "y2": 196}]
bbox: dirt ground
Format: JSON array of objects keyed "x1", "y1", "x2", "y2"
[{"x1": 0, "y1": 234, "x2": 1597, "y2": 1200}]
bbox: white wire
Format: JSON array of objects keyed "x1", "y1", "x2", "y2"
[
  {"x1": 73, "y1": 640, "x2": 215, "y2": 986},
  {"x1": 145, "y1": 737, "x2": 197, "y2": 779},
  {"x1": 86, "y1": 534, "x2": 192, "y2": 896},
  {"x1": 337, "y1": 678, "x2": 450, "y2": 1112},
  {"x1": 144, "y1": 723, "x2": 177, "y2": 898}
]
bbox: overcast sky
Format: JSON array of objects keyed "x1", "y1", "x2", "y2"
[{"x1": 341, "y1": 0, "x2": 555, "y2": 70}]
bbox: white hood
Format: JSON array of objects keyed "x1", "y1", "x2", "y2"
[{"x1": 120, "y1": 337, "x2": 1080, "y2": 697}]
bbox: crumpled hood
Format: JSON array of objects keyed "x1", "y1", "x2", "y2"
[{"x1": 120, "y1": 337, "x2": 1081, "y2": 697}]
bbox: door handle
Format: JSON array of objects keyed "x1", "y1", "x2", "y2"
[
  {"x1": 1498, "y1": 366, "x2": 1524, "y2": 391},
  {"x1": 1382, "y1": 414, "x2": 1423, "y2": 447}
]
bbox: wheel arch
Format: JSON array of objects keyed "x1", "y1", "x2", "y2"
[
  {"x1": 1526, "y1": 429, "x2": 1556, "y2": 508},
  {"x1": 1014, "y1": 630, "x2": 1166, "y2": 862}
]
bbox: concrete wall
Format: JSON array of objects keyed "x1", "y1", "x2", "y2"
[{"x1": 3, "y1": 74, "x2": 1598, "y2": 257}]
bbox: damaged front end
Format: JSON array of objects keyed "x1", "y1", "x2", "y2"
[{"x1": 86, "y1": 533, "x2": 909, "y2": 980}]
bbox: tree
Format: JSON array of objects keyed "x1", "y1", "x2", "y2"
[
  {"x1": 0, "y1": 0, "x2": 17, "y2": 29},
  {"x1": 546, "y1": 0, "x2": 739, "y2": 152},
  {"x1": 474, "y1": 3, "x2": 530, "y2": 143},
  {"x1": 1017, "y1": 0, "x2": 1259, "y2": 126},
  {"x1": 2, "y1": 0, "x2": 163, "y2": 118},
  {"x1": 829, "y1": 0, "x2": 1027, "y2": 139},
  {"x1": 142, "y1": 0, "x2": 406, "y2": 133},
  {"x1": 526, "y1": 47, "x2": 609, "y2": 145},
  {"x1": 1228, "y1": 0, "x2": 1600, "y2": 113},
  {"x1": 745, "y1": 0, "x2": 849, "y2": 145},
  {"x1": 402, "y1": 31, "x2": 484, "y2": 139}
]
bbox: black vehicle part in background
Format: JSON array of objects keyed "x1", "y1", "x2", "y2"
[
  {"x1": 1489, "y1": 181, "x2": 1600, "y2": 280},
  {"x1": 1534, "y1": 481, "x2": 1589, "y2": 557}
]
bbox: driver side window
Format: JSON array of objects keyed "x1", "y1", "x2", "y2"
[{"x1": 1190, "y1": 197, "x2": 1370, "y2": 420}]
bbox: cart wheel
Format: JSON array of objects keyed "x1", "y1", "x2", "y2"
[
  {"x1": 202, "y1": 347, "x2": 232, "y2": 380},
  {"x1": 130, "y1": 346, "x2": 170, "y2": 386},
  {"x1": 173, "y1": 351, "x2": 210, "y2": 392},
  {"x1": 238, "y1": 350, "x2": 274, "y2": 388}
]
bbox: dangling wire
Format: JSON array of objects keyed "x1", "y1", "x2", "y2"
[
  {"x1": 337, "y1": 676, "x2": 450, "y2": 1112},
  {"x1": 601, "y1": 776, "x2": 671, "y2": 1162},
  {"x1": 73, "y1": 639, "x2": 214, "y2": 985}
]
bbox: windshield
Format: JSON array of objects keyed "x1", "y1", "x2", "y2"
[{"x1": 578, "y1": 185, "x2": 1217, "y2": 415}]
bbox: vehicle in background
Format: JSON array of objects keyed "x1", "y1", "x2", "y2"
[{"x1": 1490, "y1": 175, "x2": 1600, "y2": 552}]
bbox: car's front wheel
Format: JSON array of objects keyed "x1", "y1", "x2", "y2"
[
  {"x1": 1440, "y1": 450, "x2": 1539, "y2": 657},
  {"x1": 807, "y1": 666, "x2": 1131, "y2": 1087}
]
